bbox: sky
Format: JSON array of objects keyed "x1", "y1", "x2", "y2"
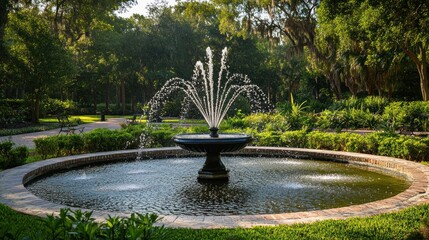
[{"x1": 117, "y1": 0, "x2": 177, "y2": 18}]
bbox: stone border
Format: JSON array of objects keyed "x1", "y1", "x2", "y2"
[{"x1": 1, "y1": 146, "x2": 429, "y2": 228}]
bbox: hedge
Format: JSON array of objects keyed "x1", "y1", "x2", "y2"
[
  {"x1": 0, "y1": 141, "x2": 29, "y2": 169},
  {"x1": 33, "y1": 124, "x2": 429, "y2": 163}
]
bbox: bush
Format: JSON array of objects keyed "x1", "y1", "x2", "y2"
[
  {"x1": 378, "y1": 135, "x2": 429, "y2": 161},
  {"x1": 255, "y1": 131, "x2": 281, "y2": 146},
  {"x1": 0, "y1": 208, "x2": 166, "y2": 240},
  {"x1": 361, "y1": 96, "x2": 389, "y2": 114},
  {"x1": 0, "y1": 141, "x2": 29, "y2": 169},
  {"x1": 315, "y1": 110, "x2": 348, "y2": 131},
  {"x1": 306, "y1": 131, "x2": 342, "y2": 151},
  {"x1": 316, "y1": 108, "x2": 381, "y2": 130},
  {"x1": 0, "y1": 99, "x2": 31, "y2": 126},
  {"x1": 57, "y1": 135, "x2": 84, "y2": 155},
  {"x1": 40, "y1": 98, "x2": 77, "y2": 116},
  {"x1": 146, "y1": 127, "x2": 178, "y2": 148},
  {"x1": 34, "y1": 137, "x2": 59, "y2": 159},
  {"x1": 330, "y1": 96, "x2": 389, "y2": 114},
  {"x1": 382, "y1": 101, "x2": 429, "y2": 131},
  {"x1": 343, "y1": 133, "x2": 370, "y2": 153},
  {"x1": 279, "y1": 130, "x2": 307, "y2": 148},
  {"x1": 83, "y1": 129, "x2": 134, "y2": 152},
  {"x1": 242, "y1": 113, "x2": 290, "y2": 132}
]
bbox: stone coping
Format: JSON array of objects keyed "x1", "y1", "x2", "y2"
[{"x1": 1, "y1": 146, "x2": 429, "y2": 228}]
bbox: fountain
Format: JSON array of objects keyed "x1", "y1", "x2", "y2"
[
  {"x1": 2, "y1": 47, "x2": 425, "y2": 228},
  {"x1": 148, "y1": 47, "x2": 269, "y2": 181}
]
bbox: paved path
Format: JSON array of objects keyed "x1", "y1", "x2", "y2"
[{"x1": 0, "y1": 118, "x2": 126, "y2": 149}]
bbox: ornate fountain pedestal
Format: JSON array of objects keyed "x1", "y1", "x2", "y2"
[{"x1": 173, "y1": 129, "x2": 252, "y2": 181}]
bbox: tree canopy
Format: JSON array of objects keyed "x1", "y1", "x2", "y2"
[{"x1": 1, "y1": 0, "x2": 428, "y2": 123}]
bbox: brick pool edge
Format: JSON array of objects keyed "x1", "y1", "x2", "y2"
[{"x1": 1, "y1": 146, "x2": 429, "y2": 228}]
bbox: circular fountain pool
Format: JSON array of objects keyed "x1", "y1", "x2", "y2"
[
  {"x1": 26, "y1": 156, "x2": 408, "y2": 215},
  {"x1": 1, "y1": 147, "x2": 429, "y2": 228}
]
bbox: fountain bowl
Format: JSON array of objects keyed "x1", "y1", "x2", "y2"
[
  {"x1": 173, "y1": 133, "x2": 252, "y2": 153},
  {"x1": 173, "y1": 133, "x2": 252, "y2": 181}
]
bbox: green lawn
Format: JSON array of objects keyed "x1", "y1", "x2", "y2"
[
  {"x1": 38, "y1": 115, "x2": 132, "y2": 124},
  {"x1": 1, "y1": 203, "x2": 428, "y2": 239},
  {"x1": 0, "y1": 115, "x2": 207, "y2": 137},
  {"x1": 0, "y1": 123, "x2": 60, "y2": 136},
  {"x1": 0, "y1": 115, "x2": 131, "y2": 136}
]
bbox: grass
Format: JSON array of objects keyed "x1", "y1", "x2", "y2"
[
  {"x1": 162, "y1": 118, "x2": 206, "y2": 124},
  {"x1": 0, "y1": 115, "x2": 131, "y2": 137},
  {"x1": 1, "y1": 115, "x2": 206, "y2": 137},
  {"x1": 39, "y1": 115, "x2": 130, "y2": 124},
  {"x1": 0, "y1": 203, "x2": 427, "y2": 239},
  {"x1": 0, "y1": 123, "x2": 60, "y2": 136}
]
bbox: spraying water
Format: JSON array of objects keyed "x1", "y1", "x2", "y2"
[{"x1": 148, "y1": 47, "x2": 270, "y2": 134}]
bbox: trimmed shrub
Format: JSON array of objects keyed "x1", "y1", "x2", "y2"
[
  {"x1": 34, "y1": 137, "x2": 59, "y2": 159},
  {"x1": 57, "y1": 135, "x2": 84, "y2": 155},
  {"x1": 279, "y1": 130, "x2": 308, "y2": 148},
  {"x1": 83, "y1": 128, "x2": 134, "y2": 152},
  {"x1": 0, "y1": 141, "x2": 28, "y2": 169},
  {"x1": 242, "y1": 113, "x2": 290, "y2": 132},
  {"x1": 307, "y1": 131, "x2": 341, "y2": 151},
  {"x1": 343, "y1": 134, "x2": 370, "y2": 153},
  {"x1": 255, "y1": 131, "x2": 281, "y2": 146}
]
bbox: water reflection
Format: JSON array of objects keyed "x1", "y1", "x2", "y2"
[{"x1": 26, "y1": 156, "x2": 409, "y2": 216}]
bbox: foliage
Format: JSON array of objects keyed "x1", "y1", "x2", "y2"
[
  {"x1": 316, "y1": 108, "x2": 381, "y2": 130},
  {"x1": 0, "y1": 206, "x2": 166, "y2": 240},
  {"x1": 279, "y1": 94, "x2": 315, "y2": 130},
  {"x1": 224, "y1": 113, "x2": 290, "y2": 132},
  {"x1": 6, "y1": 11, "x2": 76, "y2": 123},
  {"x1": 279, "y1": 130, "x2": 308, "y2": 148},
  {"x1": 33, "y1": 124, "x2": 181, "y2": 159},
  {"x1": 331, "y1": 96, "x2": 389, "y2": 114},
  {"x1": 0, "y1": 99, "x2": 31, "y2": 127},
  {"x1": 0, "y1": 141, "x2": 28, "y2": 169},
  {"x1": 34, "y1": 137, "x2": 60, "y2": 159},
  {"x1": 83, "y1": 128, "x2": 134, "y2": 152},
  {"x1": 316, "y1": 0, "x2": 429, "y2": 100},
  {"x1": 0, "y1": 124, "x2": 60, "y2": 137},
  {"x1": 382, "y1": 101, "x2": 429, "y2": 132},
  {"x1": 252, "y1": 130, "x2": 429, "y2": 162},
  {"x1": 2, "y1": 197, "x2": 429, "y2": 239},
  {"x1": 40, "y1": 98, "x2": 77, "y2": 116}
]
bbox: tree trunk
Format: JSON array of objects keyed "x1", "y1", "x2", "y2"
[
  {"x1": 403, "y1": 42, "x2": 429, "y2": 101},
  {"x1": 0, "y1": 0, "x2": 10, "y2": 56},
  {"x1": 92, "y1": 88, "x2": 97, "y2": 114},
  {"x1": 105, "y1": 80, "x2": 109, "y2": 113},
  {"x1": 418, "y1": 45, "x2": 429, "y2": 101},
  {"x1": 115, "y1": 85, "x2": 120, "y2": 110},
  {"x1": 32, "y1": 95, "x2": 40, "y2": 123},
  {"x1": 418, "y1": 62, "x2": 429, "y2": 101},
  {"x1": 121, "y1": 80, "x2": 126, "y2": 115}
]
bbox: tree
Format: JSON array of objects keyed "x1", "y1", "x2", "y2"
[
  {"x1": 318, "y1": 0, "x2": 429, "y2": 100},
  {"x1": 6, "y1": 11, "x2": 76, "y2": 122},
  {"x1": 365, "y1": 0, "x2": 429, "y2": 100},
  {"x1": 214, "y1": 0, "x2": 319, "y2": 54}
]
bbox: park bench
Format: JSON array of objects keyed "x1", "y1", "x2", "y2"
[
  {"x1": 126, "y1": 114, "x2": 143, "y2": 125},
  {"x1": 57, "y1": 115, "x2": 85, "y2": 135}
]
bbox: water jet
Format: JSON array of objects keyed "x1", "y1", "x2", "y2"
[{"x1": 149, "y1": 47, "x2": 268, "y2": 180}]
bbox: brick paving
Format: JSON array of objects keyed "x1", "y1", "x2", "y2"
[{"x1": 1, "y1": 147, "x2": 429, "y2": 228}]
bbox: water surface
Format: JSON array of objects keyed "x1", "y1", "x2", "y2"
[{"x1": 26, "y1": 156, "x2": 409, "y2": 216}]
